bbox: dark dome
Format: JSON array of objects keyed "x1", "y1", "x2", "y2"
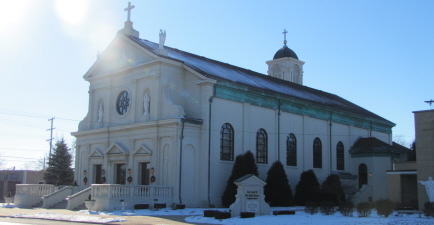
[{"x1": 273, "y1": 45, "x2": 298, "y2": 60}]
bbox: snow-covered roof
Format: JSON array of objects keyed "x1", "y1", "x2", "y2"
[{"x1": 129, "y1": 36, "x2": 393, "y2": 125}]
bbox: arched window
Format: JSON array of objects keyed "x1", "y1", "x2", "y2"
[
  {"x1": 313, "y1": 137, "x2": 322, "y2": 168},
  {"x1": 286, "y1": 133, "x2": 297, "y2": 166},
  {"x1": 220, "y1": 123, "x2": 234, "y2": 161},
  {"x1": 336, "y1": 141, "x2": 344, "y2": 170},
  {"x1": 358, "y1": 163, "x2": 368, "y2": 189},
  {"x1": 256, "y1": 129, "x2": 268, "y2": 164}
]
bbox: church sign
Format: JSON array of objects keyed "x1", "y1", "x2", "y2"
[{"x1": 229, "y1": 174, "x2": 270, "y2": 217}]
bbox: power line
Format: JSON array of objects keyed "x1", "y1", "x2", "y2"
[{"x1": 0, "y1": 148, "x2": 45, "y2": 151}]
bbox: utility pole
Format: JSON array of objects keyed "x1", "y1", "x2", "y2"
[{"x1": 46, "y1": 117, "x2": 55, "y2": 165}]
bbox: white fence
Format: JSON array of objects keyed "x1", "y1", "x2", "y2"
[{"x1": 91, "y1": 184, "x2": 172, "y2": 211}]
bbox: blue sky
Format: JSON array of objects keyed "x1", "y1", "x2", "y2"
[{"x1": 0, "y1": 0, "x2": 433, "y2": 169}]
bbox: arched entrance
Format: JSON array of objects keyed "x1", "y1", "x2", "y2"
[{"x1": 358, "y1": 163, "x2": 368, "y2": 189}]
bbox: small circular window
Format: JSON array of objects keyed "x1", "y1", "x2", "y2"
[{"x1": 116, "y1": 91, "x2": 130, "y2": 115}]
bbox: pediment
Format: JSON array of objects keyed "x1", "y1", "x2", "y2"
[
  {"x1": 234, "y1": 174, "x2": 266, "y2": 186},
  {"x1": 133, "y1": 144, "x2": 153, "y2": 155},
  {"x1": 105, "y1": 142, "x2": 129, "y2": 155},
  {"x1": 89, "y1": 148, "x2": 103, "y2": 158},
  {"x1": 84, "y1": 35, "x2": 158, "y2": 79}
]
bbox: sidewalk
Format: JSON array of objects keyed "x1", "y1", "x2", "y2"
[{"x1": 0, "y1": 205, "x2": 213, "y2": 225}]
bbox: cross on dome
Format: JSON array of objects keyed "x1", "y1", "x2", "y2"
[
  {"x1": 124, "y1": 2, "x2": 135, "y2": 22},
  {"x1": 282, "y1": 29, "x2": 288, "y2": 46}
]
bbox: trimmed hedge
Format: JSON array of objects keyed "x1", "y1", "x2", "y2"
[
  {"x1": 154, "y1": 203, "x2": 166, "y2": 209},
  {"x1": 240, "y1": 212, "x2": 255, "y2": 218},
  {"x1": 305, "y1": 201, "x2": 319, "y2": 215},
  {"x1": 320, "y1": 200, "x2": 337, "y2": 215},
  {"x1": 215, "y1": 211, "x2": 231, "y2": 219},
  {"x1": 273, "y1": 210, "x2": 295, "y2": 215},
  {"x1": 134, "y1": 204, "x2": 149, "y2": 209},
  {"x1": 375, "y1": 199, "x2": 395, "y2": 217},
  {"x1": 338, "y1": 201, "x2": 354, "y2": 217},
  {"x1": 424, "y1": 202, "x2": 434, "y2": 217},
  {"x1": 204, "y1": 210, "x2": 218, "y2": 217},
  {"x1": 357, "y1": 202, "x2": 371, "y2": 217}
]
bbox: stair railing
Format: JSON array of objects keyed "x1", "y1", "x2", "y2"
[
  {"x1": 42, "y1": 186, "x2": 74, "y2": 208},
  {"x1": 66, "y1": 187, "x2": 91, "y2": 210}
]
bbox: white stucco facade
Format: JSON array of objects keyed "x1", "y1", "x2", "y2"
[{"x1": 72, "y1": 21, "x2": 397, "y2": 207}]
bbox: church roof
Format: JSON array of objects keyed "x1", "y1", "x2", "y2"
[
  {"x1": 349, "y1": 137, "x2": 410, "y2": 156},
  {"x1": 129, "y1": 36, "x2": 393, "y2": 125},
  {"x1": 273, "y1": 45, "x2": 299, "y2": 60}
]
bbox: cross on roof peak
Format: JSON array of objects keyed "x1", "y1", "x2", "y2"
[
  {"x1": 124, "y1": 2, "x2": 135, "y2": 22},
  {"x1": 282, "y1": 29, "x2": 288, "y2": 46}
]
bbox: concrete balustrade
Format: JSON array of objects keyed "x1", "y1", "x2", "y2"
[
  {"x1": 91, "y1": 184, "x2": 172, "y2": 211},
  {"x1": 14, "y1": 184, "x2": 55, "y2": 208}
]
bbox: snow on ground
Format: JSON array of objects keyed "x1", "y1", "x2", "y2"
[
  {"x1": 79, "y1": 206, "x2": 434, "y2": 225},
  {"x1": 4, "y1": 203, "x2": 434, "y2": 224},
  {"x1": 9, "y1": 212, "x2": 126, "y2": 224}
]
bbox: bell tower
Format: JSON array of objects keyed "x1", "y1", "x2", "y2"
[{"x1": 266, "y1": 29, "x2": 305, "y2": 85}]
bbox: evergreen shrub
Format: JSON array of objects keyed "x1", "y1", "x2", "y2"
[
  {"x1": 204, "y1": 210, "x2": 218, "y2": 217},
  {"x1": 215, "y1": 211, "x2": 231, "y2": 219},
  {"x1": 294, "y1": 170, "x2": 320, "y2": 206},
  {"x1": 221, "y1": 151, "x2": 258, "y2": 207},
  {"x1": 305, "y1": 201, "x2": 319, "y2": 215},
  {"x1": 240, "y1": 212, "x2": 255, "y2": 218},
  {"x1": 375, "y1": 199, "x2": 395, "y2": 217},
  {"x1": 357, "y1": 202, "x2": 371, "y2": 217},
  {"x1": 272, "y1": 210, "x2": 295, "y2": 215},
  {"x1": 319, "y1": 200, "x2": 337, "y2": 215},
  {"x1": 320, "y1": 174, "x2": 344, "y2": 205},
  {"x1": 264, "y1": 161, "x2": 294, "y2": 206},
  {"x1": 338, "y1": 201, "x2": 354, "y2": 217},
  {"x1": 424, "y1": 202, "x2": 434, "y2": 217}
]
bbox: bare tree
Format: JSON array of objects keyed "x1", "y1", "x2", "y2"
[
  {"x1": 393, "y1": 134, "x2": 408, "y2": 147},
  {"x1": 23, "y1": 156, "x2": 46, "y2": 171}
]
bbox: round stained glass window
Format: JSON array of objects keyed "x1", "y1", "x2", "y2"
[{"x1": 116, "y1": 91, "x2": 130, "y2": 115}]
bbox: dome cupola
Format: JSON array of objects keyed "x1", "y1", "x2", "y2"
[{"x1": 266, "y1": 29, "x2": 305, "y2": 85}]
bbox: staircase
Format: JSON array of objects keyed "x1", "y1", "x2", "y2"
[
  {"x1": 49, "y1": 199, "x2": 68, "y2": 209},
  {"x1": 74, "y1": 203, "x2": 87, "y2": 211},
  {"x1": 32, "y1": 201, "x2": 43, "y2": 208}
]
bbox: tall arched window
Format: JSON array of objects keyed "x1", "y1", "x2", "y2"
[
  {"x1": 286, "y1": 133, "x2": 297, "y2": 166},
  {"x1": 220, "y1": 123, "x2": 234, "y2": 161},
  {"x1": 256, "y1": 129, "x2": 268, "y2": 164},
  {"x1": 313, "y1": 137, "x2": 322, "y2": 168},
  {"x1": 336, "y1": 141, "x2": 344, "y2": 170}
]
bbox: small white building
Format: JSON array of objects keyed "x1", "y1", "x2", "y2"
[{"x1": 71, "y1": 4, "x2": 398, "y2": 208}]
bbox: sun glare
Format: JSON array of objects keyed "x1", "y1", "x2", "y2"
[
  {"x1": 0, "y1": 1, "x2": 32, "y2": 32},
  {"x1": 55, "y1": 0, "x2": 88, "y2": 25}
]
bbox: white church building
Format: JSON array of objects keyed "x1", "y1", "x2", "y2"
[{"x1": 65, "y1": 3, "x2": 403, "y2": 210}]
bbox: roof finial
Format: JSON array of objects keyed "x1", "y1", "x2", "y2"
[
  {"x1": 124, "y1": 2, "x2": 135, "y2": 22},
  {"x1": 425, "y1": 99, "x2": 434, "y2": 109},
  {"x1": 282, "y1": 29, "x2": 288, "y2": 46}
]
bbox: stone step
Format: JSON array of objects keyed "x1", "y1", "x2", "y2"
[
  {"x1": 49, "y1": 199, "x2": 68, "y2": 209},
  {"x1": 74, "y1": 203, "x2": 87, "y2": 211},
  {"x1": 32, "y1": 201, "x2": 43, "y2": 208}
]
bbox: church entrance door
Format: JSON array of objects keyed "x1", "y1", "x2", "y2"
[
  {"x1": 94, "y1": 165, "x2": 102, "y2": 184},
  {"x1": 358, "y1": 163, "x2": 368, "y2": 189},
  {"x1": 140, "y1": 163, "x2": 150, "y2": 185},
  {"x1": 116, "y1": 164, "x2": 126, "y2": 184}
]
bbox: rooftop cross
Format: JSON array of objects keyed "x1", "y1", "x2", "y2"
[
  {"x1": 282, "y1": 29, "x2": 288, "y2": 46},
  {"x1": 124, "y1": 2, "x2": 135, "y2": 22},
  {"x1": 425, "y1": 99, "x2": 434, "y2": 108}
]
